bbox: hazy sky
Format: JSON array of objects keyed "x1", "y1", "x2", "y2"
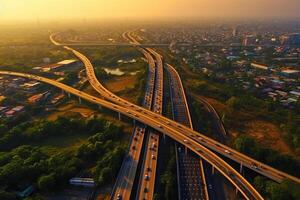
[{"x1": 1, "y1": 0, "x2": 300, "y2": 21}]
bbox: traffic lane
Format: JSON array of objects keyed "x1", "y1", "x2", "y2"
[
  {"x1": 113, "y1": 127, "x2": 144, "y2": 199},
  {"x1": 57, "y1": 34, "x2": 290, "y2": 184},
  {"x1": 139, "y1": 132, "x2": 159, "y2": 200},
  {"x1": 0, "y1": 71, "x2": 262, "y2": 200}
]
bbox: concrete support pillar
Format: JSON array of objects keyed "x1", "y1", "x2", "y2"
[
  {"x1": 185, "y1": 146, "x2": 188, "y2": 155},
  {"x1": 133, "y1": 119, "x2": 136, "y2": 125},
  {"x1": 163, "y1": 134, "x2": 166, "y2": 144},
  {"x1": 98, "y1": 105, "x2": 102, "y2": 110},
  {"x1": 240, "y1": 162, "x2": 243, "y2": 174},
  {"x1": 118, "y1": 112, "x2": 121, "y2": 121},
  {"x1": 78, "y1": 97, "x2": 82, "y2": 104},
  {"x1": 68, "y1": 93, "x2": 71, "y2": 98},
  {"x1": 235, "y1": 187, "x2": 239, "y2": 195},
  {"x1": 212, "y1": 166, "x2": 215, "y2": 175}
]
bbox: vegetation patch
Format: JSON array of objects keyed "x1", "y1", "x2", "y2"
[{"x1": 0, "y1": 116, "x2": 128, "y2": 199}]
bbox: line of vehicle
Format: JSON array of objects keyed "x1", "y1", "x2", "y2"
[
  {"x1": 50, "y1": 32, "x2": 278, "y2": 198},
  {"x1": 111, "y1": 38, "x2": 158, "y2": 199},
  {"x1": 0, "y1": 70, "x2": 263, "y2": 200}
]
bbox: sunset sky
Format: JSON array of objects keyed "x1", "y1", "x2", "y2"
[{"x1": 1, "y1": 0, "x2": 300, "y2": 21}]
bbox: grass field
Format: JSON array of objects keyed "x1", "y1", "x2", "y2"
[{"x1": 47, "y1": 101, "x2": 96, "y2": 121}]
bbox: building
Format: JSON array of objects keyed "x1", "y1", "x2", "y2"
[
  {"x1": 243, "y1": 35, "x2": 257, "y2": 46},
  {"x1": 21, "y1": 81, "x2": 41, "y2": 92},
  {"x1": 57, "y1": 59, "x2": 81, "y2": 68},
  {"x1": 251, "y1": 63, "x2": 269, "y2": 71},
  {"x1": 280, "y1": 69, "x2": 300, "y2": 78},
  {"x1": 5, "y1": 106, "x2": 25, "y2": 118},
  {"x1": 15, "y1": 185, "x2": 35, "y2": 198},
  {"x1": 69, "y1": 178, "x2": 95, "y2": 187},
  {"x1": 0, "y1": 106, "x2": 9, "y2": 116},
  {"x1": 38, "y1": 59, "x2": 81, "y2": 73},
  {"x1": 290, "y1": 91, "x2": 300, "y2": 98},
  {"x1": 28, "y1": 91, "x2": 51, "y2": 104},
  {"x1": 50, "y1": 94, "x2": 65, "y2": 105},
  {"x1": 284, "y1": 33, "x2": 300, "y2": 46}
]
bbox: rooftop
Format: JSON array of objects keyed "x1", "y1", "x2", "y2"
[{"x1": 57, "y1": 59, "x2": 78, "y2": 65}]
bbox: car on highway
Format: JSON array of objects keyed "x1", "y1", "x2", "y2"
[
  {"x1": 117, "y1": 194, "x2": 122, "y2": 200},
  {"x1": 225, "y1": 150, "x2": 232, "y2": 155},
  {"x1": 183, "y1": 139, "x2": 189, "y2": 144},
  {"x1": 144, "y1": 187, "x2": 148, "y2": 193},
  {"x1": 144, "y1": 174, "x2": 149, "y2": 180},
  {"x1": 196, "y1": 148, "x2": 202, "y2": 153},
  {"x1": 251, "y1": 163, "x2": 260, "y2": 170},
  {"x1": 151, "y1": 142, "x2": 156, "y2": 149},
  {"x1": 151, "y1": 154, "x2": 155, "y2": 160}
]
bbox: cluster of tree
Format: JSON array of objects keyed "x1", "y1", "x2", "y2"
[
  {"x1": 76, "y1": 123, "x2": 126, "y2": 185},
  {"x1": 284, "y1": 113, "x2": 300, "y2": 150},
  {"x1": 62, "y1": 71, "x2": 79, "y2": 85},
  {"x1": 135, "y1": 68, "x2": 147, "y2": 105},
  {"x1": 234, "y1": 134, "x2": 300, "y2": 177},
  {"x1": 0, "y1": 145, "x2": 82, "y2": 197},
  {"x1": 0, "y1": 116, "x2": 127, "y2": 198},
  {"x1": 0, "y1": 116, "x2": 109, "y2": 151},
  {"x1": 224, "y1": 95, "x2": 300, "y2": 151},
  {"x1": 95, "y1": 67, "x2": 110, "y2": 81},
  {"x1": 254, "y1": 177, "x2": 300, "y2": 200},
  {"x1": 191, "y1": 100, "x2": 214, "y2": 135},
  {"x1": 0, "y1": 45, "x2": 71, "y2": 69},
  {"x1": 189, "y1": 68, "x2": 300, "y2": 151},
  {"x1": 80, "y1": 46, "x2": 142, "y2": 67},
  {"x1": 189, "y1": 80, "x2": 232, "y2": 102}
]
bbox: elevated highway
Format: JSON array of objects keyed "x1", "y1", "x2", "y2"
[
  {"x1": 48, "y1": 32, "x2": 300, "y2": 199},
  {"x1": 55, "y1": 34, "x2": 300, "y2": 188},
  {"x1": 166, "y1": 63, "x2": 209, "y2": 200},
  {"x1": 111, "y1": 47, "x2": 157, "y2": 199},
  {"x1": 124, "y1": 31, "x2": 163, "y2": 200},
  {"x1": 135, "y1": 48, "x2": 163, "y2": 200},
  {"x1": 0, "y1": 70, "x2": 264, "y2": 200}
]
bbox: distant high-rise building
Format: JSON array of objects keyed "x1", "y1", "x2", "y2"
[
  {"x1": 282, "y1": 33, "x2": 300, "y2": 45},
  {"x1": 243, "y1": 35, "x2": 257, "y2": 46},
  {"x1": 280, "y1": 35, "x2": 289, "y2": 45},
  {"x1": 232, "y1": 27, "x2": 239, "y2": 37},
  {"x1": 232, "y1": 28, "x2": 236, "y2": 37}
]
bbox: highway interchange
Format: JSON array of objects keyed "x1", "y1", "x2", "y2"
[
  {"x1": 0, "y1": 70, "x2": 263, "y2": 200},
  {"x1": 51, "y1": 34, "x2": 266, "y2": 199},
  {"x1": 2, "y1": 33, "x2": 299, "y2": 200},
  {"x1": 59, "y1": 32, "x2": 300, "y2": 186}
]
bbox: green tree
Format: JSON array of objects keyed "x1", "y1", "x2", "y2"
[
  {"x1": 266, "y1": 181, "x2": 291, "y2": 200},
  {"x1": 0, "y1": 190, "x2": 17, "y2": 200},
  {"x1": 98, "y1": 167, "x2": 112, "y2": 185},
  {"x1": 234, "y1": 135, "x2": 257, "y2": 155},
  {"x1": 38, "y1": 173, "x2": 56, "y2": 191}
]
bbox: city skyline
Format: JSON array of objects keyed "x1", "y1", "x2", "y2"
[{"x1": 1, "y1": 0, "x2": 300, "y2": 22}]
